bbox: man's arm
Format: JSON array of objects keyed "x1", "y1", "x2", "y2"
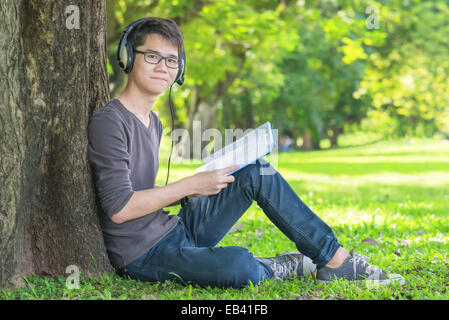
[
  {"x1": 153, "y1": 186, "x2": 198, "y2": 207},
  {"x1": 153, "y1": 186, "x2": 180, "y2": 207},
  {"x1": 111, "y1": 177, "x2": 194, "y2": 224},
  {"x1": 111, "y1": 165, "x2": 239, "y2": 224}
]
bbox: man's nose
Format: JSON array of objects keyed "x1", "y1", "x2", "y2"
[{"x1": 154, "y1": 58, "x2": 168, "y2": 71}]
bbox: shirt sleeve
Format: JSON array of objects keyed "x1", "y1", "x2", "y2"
[
  {"x1": 88, "y1": 109, "x2": 134, "y2": 219},
  {"x1": 157, "y1": 114, "x2": 163, "y2": 144}
]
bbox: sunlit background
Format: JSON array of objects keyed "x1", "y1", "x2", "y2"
[{"x1": 106, "y1": 0, "x2": 449, "y2": 156}]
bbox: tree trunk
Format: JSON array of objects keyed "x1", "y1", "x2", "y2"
[
  {"x1": 302, "y1": 129, "x2": 320, "y2": 150},
  {"x1": 178, "y1": 99, "x2": 221, "y2": 161},
  {"x1": 0, "y1": 0, "x2": 113, "y2": 289},
  {"x1": 330, "y1": 125, "x2": 342, "y2": 147}
]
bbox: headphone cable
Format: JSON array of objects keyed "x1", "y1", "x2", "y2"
[{"x1": 165, "y1": 84, "x2": 175, "y2": 186}]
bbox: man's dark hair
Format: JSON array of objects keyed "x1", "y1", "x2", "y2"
[{"x1": 128, "y1": 17, "x2": 184, "y2": 57}]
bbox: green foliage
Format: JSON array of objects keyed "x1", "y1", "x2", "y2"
[
  {"x1": 106, "y1": 0, "x2": 449, "y2": 146},
  {"x1": 359, "y1": 1, "x2": 449, "y2": 137}
]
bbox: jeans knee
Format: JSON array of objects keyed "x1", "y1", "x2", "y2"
[
  {"x1": 234, "y1": 161, "x2": 261, "y2": 185},
  {"x1": 229, "y1": 247, "x2": 264, "y2": 287},
  {"x1": 242, "y1": 159, "x2": 275, "y2": 176}
]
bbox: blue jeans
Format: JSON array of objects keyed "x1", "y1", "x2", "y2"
[{"x1": 116, "y1": 159, "x2": 342, "y2": 288}]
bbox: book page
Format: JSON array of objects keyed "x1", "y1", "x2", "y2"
[{"x1": 196, "y1": 122, "x2": 273, "y2": 173}]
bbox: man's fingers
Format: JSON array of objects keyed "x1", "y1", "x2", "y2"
[
  {"x1": 219, "y1": 164, "x2": 241, "y2": 174},
  {"x1": 224, "y1": 175, "x2": 235, "y2": 183}
]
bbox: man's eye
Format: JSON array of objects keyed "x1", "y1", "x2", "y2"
[
  {"x1": 168, "y1": 58, "x2": 178, "y2": 64},
  {"x1": 147, "y1": 54, "x2": 159, "y2": 59}
]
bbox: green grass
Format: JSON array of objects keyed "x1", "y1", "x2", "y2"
[{"x1": 2, "y1": 137, "x2": 449, "y2": 300}]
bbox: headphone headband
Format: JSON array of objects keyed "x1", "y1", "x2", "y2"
[{"x1": 117, "y1": 17, "x2": 186, "y2": 86}]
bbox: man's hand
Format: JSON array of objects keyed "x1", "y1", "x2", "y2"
[
  {"x1": 187, "y1": 165, "x2": 240, "y2": 196},
  {"x1": 112, "y1": 165, "x2": 241, "y2": 223}
]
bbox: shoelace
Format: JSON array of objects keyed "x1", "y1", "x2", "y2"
[
  {"x1": 272, "y1": 256, "x2": 300, "y2": 279},
  {"x1": 350, "y1": 252, "x2": 383, "y2": 280}
]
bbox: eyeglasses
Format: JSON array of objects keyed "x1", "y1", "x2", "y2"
[{"x1": 134, "y1": 49, "x2": 179, "y2": 69}]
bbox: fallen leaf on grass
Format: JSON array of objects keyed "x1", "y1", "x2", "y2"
[
  {"x1": 361, "y1": 237, "x2": 381, "y2": 247},
  {"x1": 228, "y1": 222, "x2": 245, "y2": 234},
  {"x1": 254, "y1": 229, "x2": 265, "y2": 237},
  {"x1": 399, "y1": 240, "x2": 411, "y2": 247}
]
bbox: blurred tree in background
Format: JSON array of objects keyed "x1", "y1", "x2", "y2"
[
  {"x1": 106, "y1": 0, "x2": 449, "y2": 154},
  {"x1": 359, "y1": 1, "x2": 449, "y2": 138}
]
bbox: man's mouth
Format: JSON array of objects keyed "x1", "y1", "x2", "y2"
[{"x1": 151, "y1": 77, "x2": 168, "y2": 82}]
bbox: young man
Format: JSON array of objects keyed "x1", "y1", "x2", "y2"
[{"x1": 88, "y1": 17, "x2": 404, "y2": 288}]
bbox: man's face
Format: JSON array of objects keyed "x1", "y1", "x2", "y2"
[{"x1": 130, "y1": 33, "x2": 180, "y2": 96}]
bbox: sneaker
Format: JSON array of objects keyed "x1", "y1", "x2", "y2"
[
  {"x1": 316, "y1": 249, "x2": 405, "y2": 286},
  {"x1": 256, "y1": 252, "x2": 317, "y2": 281}
]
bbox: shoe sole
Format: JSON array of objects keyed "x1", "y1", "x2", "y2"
[{"x1": 316, "y1": 274, "x2": 405, "y2": 287}]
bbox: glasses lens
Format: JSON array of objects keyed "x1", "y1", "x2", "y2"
[
  {"x1": 166, "y1": 57, "x2": 179, "y2": 69},
  {"x1": 145, "y1": 53, "x2": 160, "y2": 64}
]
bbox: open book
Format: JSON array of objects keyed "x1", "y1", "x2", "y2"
[{"x1": 195, "y1": 121, "x2": 276, "y2": 176}]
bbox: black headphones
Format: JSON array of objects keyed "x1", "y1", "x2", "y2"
[{"x1": 117, "y1": 17, "x2": 186, "y2": 86}]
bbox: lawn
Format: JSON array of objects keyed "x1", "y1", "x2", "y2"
[{"x1": 2, "y1": 137, "x2": 449, "y2": 300}]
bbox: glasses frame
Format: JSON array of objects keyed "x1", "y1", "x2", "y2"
[{"x1": 134, "y1": 49, "x2": 180, "y2": 69}]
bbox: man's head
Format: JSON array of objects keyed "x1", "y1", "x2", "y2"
[{"x1": 120, "y1": 17, "x2": 185, "y2": 96}]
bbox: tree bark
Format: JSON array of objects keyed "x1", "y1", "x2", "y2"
[{"x1": 0, "y1": 0, "x2": 113, "y2": 289}]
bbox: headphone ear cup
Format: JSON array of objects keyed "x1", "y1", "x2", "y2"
[
  {"x1": 117, "y1": 33, "x2": 127, "y2": 71},
  {"x1": 117, "y1": 33, "x2": 135, "y2": 73},
  {"x1": 124, "y1": 42, "x2": 135, "y2": 73},
  {"x1": 118, "y1": 17, "x2": 149, "y2": 73}
]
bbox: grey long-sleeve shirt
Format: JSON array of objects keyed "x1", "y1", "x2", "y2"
[{"x1": 88, "y1": 98, "x2": 179, "y2": 270}]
